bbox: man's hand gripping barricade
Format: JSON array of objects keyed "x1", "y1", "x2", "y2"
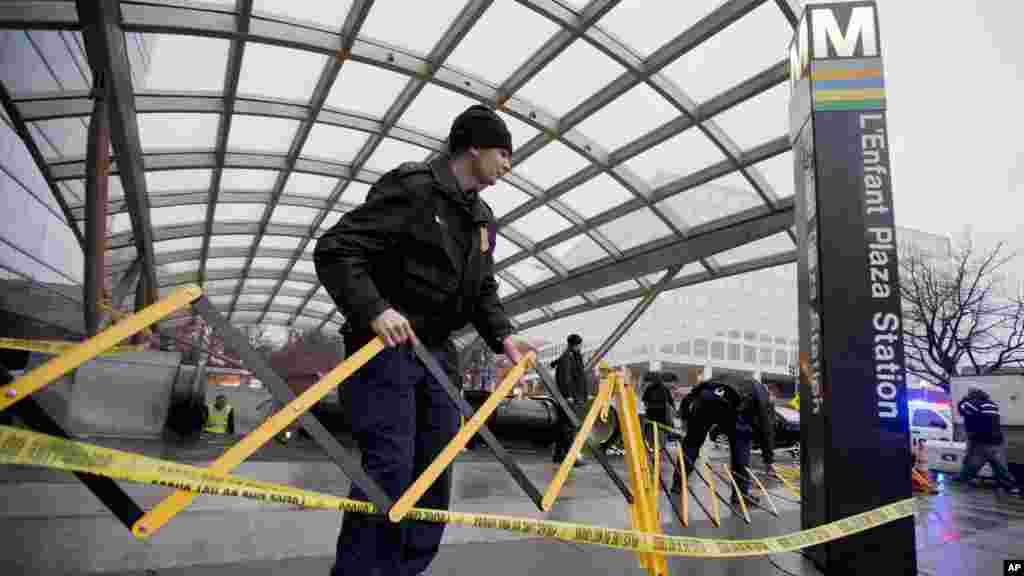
[{"x1": 0, "y1": 285, "x2": 916, "y2": 575}]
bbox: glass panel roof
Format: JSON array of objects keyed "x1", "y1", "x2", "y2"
[
  {"x1": 207, "y1": 257, "x2": 248, "y2": 271},
  {"x1": 33, "y1": 118, "x2": 88, "y2": 159},
  {"x1": 550, "y1": 295, "x2": 586, "y2": 313},
  {"x1": 504, "y1": 257, "x2": 554, "y2": 287},
  {"x1": 293, "y1": 316, "x2": 320, "y2": 329},
  {"x1": 663, "y1": 1, "x2": 792, "y2": 104},
  {"x1": 624, "y1": 128, "x2": 726, "y2": 187},
  {"x1": 753, "y1": 151, "x2": 795, "y2": 199},
  {"x1": 237, "y1": 293, "x2": 269, "y2": 306},
  {"x1": 284, "y1": 172, "x2": 339, "y2": 199},
  {"x1": 598, "y1": 0, "x2": 720, "y2": 59},
  {"x1": 517, "y1": 38, "x2": 627, "y2": 118},
  {"x1": 245, "y1": 279, "x2": 278, "y2": 290},
  {"x1": 365, "y1": 138, "x2": 432, "y2": 173},
  {"x1": 513, "y1": 141, "x2": 590, "y2": 190},
  {"x1": 326, "y1": 61, "x2": 407, "y2": 118},
  {"x1": 360, "y1": 0, "x2": 467, "y2": 56},
  {"x1": 655, "y1": 171, "x2": 762, "y2": 229},
  {"x1": 292, "y1": 260, "x2": 316, "y2": 275},
  {"x1": 302, "y1": 123, "x2": 369, "y2": 163},
  {"x1": 273, "y1": 295, "x2": 304, "y2": 308},
  {"x1": 712, "y1": 82, "x2": 790, "y2": 151},
  {"x1": 205, "y1": 279, "x2": 239, "y2": 292},
  {"x1": 208, "y1": 295, "x2": 233, "y2": 308},
  {"x1": 109, "y1": 213, "x2": 134, "y2": 235},
  {"x1": 492, "y1": 234, "x2": 521, "y2": 263},
  {"x1": 270, "y1": 204, "x2": 319, "y2": 226},
  {"x1": 160, "y1": 260, "x2": 200, "y2": 275},
  {"x1": 713, "y1": 232, "x2": 794, "y2": 266},
  {"x1": 574, "y1": 83, "x2": 679, "y2": 151},
  {"x1": 154, "y1": 237, "x2": 203, "y2": 254},
  {"x1": 548, "y1": 234, "x2": 608, "y2": 270},
  {"x1": 3, "y1": 2, "x2": 802, "y2": 334},
  {"x1": 264, "y1": 312, "x2": 293, "y2": 324},
  {"x1": 237, "y1": 42, "x2": 326, "y2": 104},
  {"x1": 1, "y1": 31, "x2": 63, "y2": 94},
  {"x1": 304, "y1": 299, "x2": 334, "y2": 314},
  {"x1": 401, "y1": 84, "x2": 479, "y2": 139},
  {"x1": 340, "y1": 182, "x2": 372, "y2": 205},
  {"x1": 210, "y1": 235, "x2": 257, "y2": 249},
  {"x1": 133, "y1": 34, "x2": 229, "y2": 92},
  {"x1": 508, "y1": 206, "x2": 572, "y2": 244},
  {"x1": 558, "y1": 174, "x2": 634, "y2": 218},
  {"x1": 480, "y1": 181, "x2": 531, "y2": 219},
  {"x1": 282, "y1": 280, "x2": 314, "y2": 292},
  {"x1": 215, "y1": 203, "x2": 266, "y2": 223},
  {"x1": 147, "y1": 170, "x2": 213, "y2": 194},
  {"x1": 597, "y1": 207, "x2": 673, "y2": 252},
  {"x1": 228, "y1": 115, "x2": 301, "y2": 155},
  {"x1": 259, "y1": 235, "x2": 302, "y2": 250},
  {"x1": 252, "y1": 0, "x2": 353, "y2": 30},
  {"x1": 252, "y1": 257, "x2": 290, "y2": 271},
  {"x1": 446, "y1": 1, "x2": 558, "y2": 87},
  {"x1": 497, "y1": 112, "x2": 542, "y2": 151},
  {"x1": 152, "y1": 205, "x2": 207, "y2": 227},
  {"x1": 221, "y1": 169, "x2": 279, "y2": 192},
  {"x1": 139, "y1": 114, "x2": 219, "y2": 152}
]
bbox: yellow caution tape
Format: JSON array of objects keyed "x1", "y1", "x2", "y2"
[
  {"x1": 0, "y1": 338, "x2": 145, "y2": 356},
  {"x1": 0, "y1": 425, "x2": 916, "y2": 558}
]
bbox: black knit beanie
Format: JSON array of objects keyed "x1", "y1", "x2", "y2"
[{"x1": 449, "y1": 105, "x2": 512, "y2": 154}]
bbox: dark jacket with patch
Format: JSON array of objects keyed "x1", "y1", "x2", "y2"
[
  {"x1": 313, "y1": 157, "x2": 514, "y2": 354},
  {"x1": 958, "y1": 389, "x2": 1003, "y2": 445},
  {"x1": 679, "y1": 374, "x2": 775, "y2": 457}
]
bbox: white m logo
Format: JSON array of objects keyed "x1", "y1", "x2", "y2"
[{"x1": 812, "y1": 5, "x2": 878, "y2": 58}]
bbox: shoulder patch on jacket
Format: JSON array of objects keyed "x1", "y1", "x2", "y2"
[{"x1": 365, "y1": 163, "x2": 434, "y2": 204}]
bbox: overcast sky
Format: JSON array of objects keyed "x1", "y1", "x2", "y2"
[{"x1": 878, "y1": 1, "x2": 1023, "y2": 261}]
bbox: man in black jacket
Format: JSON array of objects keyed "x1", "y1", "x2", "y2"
[
  {"x1": 957, "y1": 387, "x2": 1020, "y2": 495},
  {"x1": 641, "y1": 372, "x2": 673, "y2": 445},
  {"x1": 314, "y1": 105, "x2": 528, "y2": 576},
  {"x1": 671, "y1": 374, "x2": 775, "y2": 504},
  {"x1": 551, "y1": 334, "x2": 588, "y2": 465}
]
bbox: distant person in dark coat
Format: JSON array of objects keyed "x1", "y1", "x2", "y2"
[
  {"x1": 642, "y1": 372, "x2": 674, "y2": 444},
  {"x1": 551, "y1": 334, "x2": 588, "y2": 465},
  {"x1": 957, "y1": 387, "x2": 1020, "y2": 496}
]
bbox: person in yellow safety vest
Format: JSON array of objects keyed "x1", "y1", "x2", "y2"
[{"x1": 204, "y1": 394, "x2": 235, "y2": 434}]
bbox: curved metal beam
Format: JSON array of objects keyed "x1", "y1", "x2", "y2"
[{"x1": 77, "y1": 0, "x2": 158, "y2": 302}]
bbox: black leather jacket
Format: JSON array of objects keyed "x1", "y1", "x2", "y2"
[
  {"x1": 958, "y1": 389, "x2": 1004, "y2": 445},
  {"x1": 680, "y1": 374, "x2": 775, "y2": 456},
  {"x1": 314, "y1": 157, "x2": 513, "y2": 354},
  {"x1": 552, "y1": 348, "x2": 586, "y2": 400}
]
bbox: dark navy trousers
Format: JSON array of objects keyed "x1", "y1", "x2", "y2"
[{"x1": 331, "y1": 343, "x2": 460, "y2": 576}]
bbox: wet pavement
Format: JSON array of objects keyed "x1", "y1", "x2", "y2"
[
  {"x1": 3, "y1": 434, "x2": 1020, "y2": 575},
  {"x1": 65, "y1": 440, "x2": 1022, "y2": 576}
]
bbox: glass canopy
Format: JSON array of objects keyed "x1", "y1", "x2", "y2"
[{"x1": 0, "y1": 0, "x2": 801, "y2": 336}]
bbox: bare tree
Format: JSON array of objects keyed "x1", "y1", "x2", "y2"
[{"x1": 900, "y1": 238, "x2": 1024, "y2": 391}]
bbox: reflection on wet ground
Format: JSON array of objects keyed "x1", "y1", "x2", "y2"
[{"x1": 85, "y1": 438, "x2": 1022, "y2": 575}]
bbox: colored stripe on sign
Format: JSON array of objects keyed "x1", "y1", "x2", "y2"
[
  {"x1": 812, "y1": 67, "x2": 883, "y2": 81},
  {"x1": 814, "y1": 88, "x2": 885, "y2": 102},
  {"x1": 814, "y1": 77, "x2": 884, "y2": 91},
  {"x1": 814, "y1": 99, "x2": 885, "y2": 112}
]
